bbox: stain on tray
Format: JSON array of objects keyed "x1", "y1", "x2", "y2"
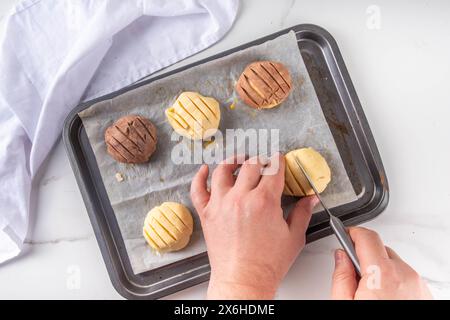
[{"x1": 328, "y1": 118, "x2": 349, "y2": 135}]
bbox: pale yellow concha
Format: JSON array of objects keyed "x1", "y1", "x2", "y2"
[
  {"x1": 284, "y1": 147, "x2": 331, "y2": 197},
  {"x1": 143, "y1": 202, "x2": 194, "y2": 253},
  {"x1": 165, "y1": 92, "x2": 221, "y2": 140}
]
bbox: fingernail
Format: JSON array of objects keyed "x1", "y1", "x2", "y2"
[
  {"x1": 311, "y1": 195, "x2": 320, "y2": 207},
  {"x1": 259, "y1": 154, "x2": 270, "y2": 165}
]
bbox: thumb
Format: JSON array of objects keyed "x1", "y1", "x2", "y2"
[
  {"x1": 190, "y1": 165, "x2": 210, "y2": 216},
  {"x1": 287, "y1": 195, "x2": 319, "y2": 246},
  {"x1": 331, "y1": 249, "x2": 358, "y2": 300}
]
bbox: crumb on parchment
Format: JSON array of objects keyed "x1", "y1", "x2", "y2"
[{"x1": 115, "y1": 172, "x2": 125, "y2": 182}]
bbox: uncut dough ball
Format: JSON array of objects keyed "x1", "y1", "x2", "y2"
[
  {"x1": 236, "y1": 61, "x2": 292, "y2": 109},
  {"x1": 283, "y1": 147, "x2": 331, "y2": 197},
  {"x1": 166, "y1": 92, "x2": 221, "y2": 140},
  {"x1": 105, "y1": 115, "x2": 157, "y2": 164},
  {"x1": 143, "y1": 202, "x2": 194, "y2": 253}
]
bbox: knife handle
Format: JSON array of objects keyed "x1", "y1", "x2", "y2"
[{"x1": 329, "y1": 215, "x2": 361, "y2": 277}]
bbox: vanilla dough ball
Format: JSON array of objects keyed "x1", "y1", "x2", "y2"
[
  {"x1": 283, "y1": 147, "x2": 331, "y2": 197},
  {"x1": 143, "y1": 202, "x2": 194, "y2": 253},
  {"x1": 165, "y1": 92, "x2": 221, "y2": 140}
]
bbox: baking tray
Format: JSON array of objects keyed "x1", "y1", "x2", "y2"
[{"x1": 63, "y1": 24, "x2": 389, "y2": 299}]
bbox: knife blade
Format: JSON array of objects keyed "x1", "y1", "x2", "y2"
[{"x1": 293, "y1": 155, "x2": 361, "y2": 276}]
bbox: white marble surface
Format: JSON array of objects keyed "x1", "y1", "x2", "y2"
[{"x1": 1, "y1": 0, "x2": 449, "y2": 299}]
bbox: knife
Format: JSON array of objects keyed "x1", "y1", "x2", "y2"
[{"x1": 293, "y1": 155, "x2": 361, "y2": 277}]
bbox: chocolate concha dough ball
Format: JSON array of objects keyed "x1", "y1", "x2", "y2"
[
  {"x1": 235, "y1": 60, "x2": 292, "y2": 109},
  {"x1": 105, "y1": 115, "x2": 157, "y2": 164}
]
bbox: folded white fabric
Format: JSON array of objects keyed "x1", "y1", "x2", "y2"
[{"x1": 0, "y1": 0, "x2": 239, "y2": 263}]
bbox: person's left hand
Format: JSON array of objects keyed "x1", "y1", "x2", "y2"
[{"x1": 191, "y1": 153, "x2": 319, "y2": 299}]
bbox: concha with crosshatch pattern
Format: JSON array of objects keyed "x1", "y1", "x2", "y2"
[
  {"x1": 283, "y1": 147, "x2": 331, "y2": 197},
  {"x1": 165, "y1": 91, "x2": 221, "y2": 140},
  {"x1": 105, "y1": 115, "x2": 157, "y2": 164},
  {"x1": 143, "y1": 202, "x2": 194, "y2": 253},
  {"x1": 236, "y1": 60, "x2": 292, "y2": 109}
]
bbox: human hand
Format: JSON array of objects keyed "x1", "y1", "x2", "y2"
[
  {"x1": 331, "y1": 227, "x2": 432, "y2": 300},
  {"x1": 191, "y1": 153, "x2": 319, "y2": 299}
]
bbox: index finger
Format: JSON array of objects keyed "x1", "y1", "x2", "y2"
[
  {"x1": 349, "y1": 227, "x2": 389, "y2": 272},
  {"x1": 210, "y1": 154, "x2": 245, "y2": 193},
  {"x1": 257, "y1": 153, "x2": 285, "y2": 198}
]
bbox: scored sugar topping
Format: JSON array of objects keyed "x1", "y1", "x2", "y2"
[
  {"x1": 165, "y1": 92, "x2": 221, "y2": 140},
  {"x1": 143, "y1": 202, "x2": 194, "y2": 253},
  {"x1": 105, "y1": 115, "x2": 157, "y2": 164},
  {"x1": 235, "y1": 60, "x2": 292, "y2": 109}
]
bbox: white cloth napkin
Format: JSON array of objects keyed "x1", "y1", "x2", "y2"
[{"x1": 0, "y1": 0, "x2": 239, "y2": 263}]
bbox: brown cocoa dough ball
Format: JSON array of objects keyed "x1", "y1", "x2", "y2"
[
  {"x1": 235, "y1": 61, "x2": 292, "y2": 109},
  {"x1": 105, "y1": 115, "x2": 157, "y2": 164}
]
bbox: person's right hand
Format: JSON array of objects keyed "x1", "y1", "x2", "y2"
[{"x1": 331, "y1": 227, "x2": 432, "y2": 300}]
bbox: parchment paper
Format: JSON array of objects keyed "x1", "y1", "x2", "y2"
[{"x1": 79, "y1": 31, "x2": 357, "y2": 275}]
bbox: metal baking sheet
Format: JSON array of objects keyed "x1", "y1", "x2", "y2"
[
  {"x1": 77, "y1": 31, "x2": 358, "y2": 275},
  {"x1": 63, "y1": 24, "x2": 389, "y2": 299}
]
